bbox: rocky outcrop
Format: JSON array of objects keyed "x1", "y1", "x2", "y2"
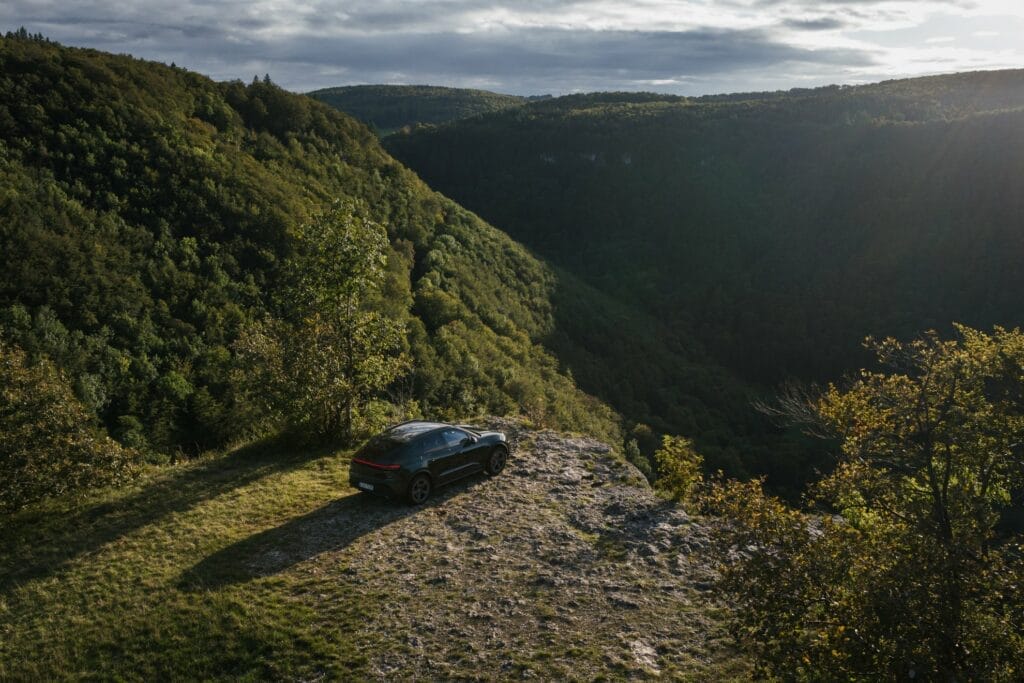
[{"x1": 310, "y1": 419, "x2": 741, "y2": 678}]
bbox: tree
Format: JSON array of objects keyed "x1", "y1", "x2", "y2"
[
  {"x1": 706, "y1": 325, "x2": 1024, "y2": 680},
  {"x1": 624, "y1": 438, "x2": 653, "y2": 481},
  {"x1": 234, "y1": 201, "x2": 407, "y2": 443},
  {"x1": 654, "y1": 434, "x2": 703, "y2": 503},
  {"x1": 0, "y1": 341, "x2": 135, "y2": 512}
]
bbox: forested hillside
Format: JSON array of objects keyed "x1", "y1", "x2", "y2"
[
  {"x1": 386, "y1": 70, "x2": 1024, "y2": 458},
  {"x1": 0, "y1": 34, "x2": 619, "y2": 476},
  {"x1": 307, "y1": 85, "x2": 530, "y2": 134}
]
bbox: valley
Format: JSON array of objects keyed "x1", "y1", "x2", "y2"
[
  {"x1": 3, "y1": 28, "x2": 1024, "y2": 681},
  {"x1": 384, "y1": 73, "x2": 1024, "y2": 486}
]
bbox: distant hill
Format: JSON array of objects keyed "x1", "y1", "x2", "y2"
[
  {"x1": 307, "y1": 84, "x2": 535, "y2": 134},
  {"x1": 386, "y1": 69, "x2": 1024, "y2": 455}
]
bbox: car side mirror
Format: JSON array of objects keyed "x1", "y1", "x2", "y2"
[{"x1": 461, "y1": 436, "x2": 477, "y2": 446}]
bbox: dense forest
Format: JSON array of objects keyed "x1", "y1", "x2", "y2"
[
  {"x1": 307, "y1": 85, "x2": 534, "y2": 135},
  {"x1": 386, "y1": 70, "x2": 1024, "y2": 472},
  {"x1": 0, "y1": 34, "x2": 625, "y2": 500}
]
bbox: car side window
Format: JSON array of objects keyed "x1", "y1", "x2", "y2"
[
  {"x1": 442, "y1": 429, "x2": 465, "y2": 448},
  {"x1": 420, "y1": 432, "x2": 445, "y2": 453}
]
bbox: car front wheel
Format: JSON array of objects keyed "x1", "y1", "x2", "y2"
[
  {"x1": 407, "y1": 473, "x2": 432, "y2": 505},
  {"x1": 485, "y1": 446, "x2": 508, "y2": 476}
]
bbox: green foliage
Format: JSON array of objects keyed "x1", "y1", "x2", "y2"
[
  {"x1": 233, "y1": 202, "x2": 407, "y2": 443},
  {"x1": 283, "y1": 200, "x2": 391, "y2": 317},
  {"x1": 653, "y1": 435, "x2": 703, "y2": 503},
  {"x1": 0, "y1": 341, "x2": 135, "y2": 511},
  {"x1": 0, "y1": 37, "x2": 621, "y2": 458},
  {"x1": 308, "y1": 85, "x2": 528, "y2": 135},
  {"x1": 386, "y1": 70, "x2": 1024, "y2": 490},
  {"x1": 623, "y1": 438, "x2": 652, "y2": 481},
  {"x1": 706, "y1": 325, "x2": 1024, "y2": 680}
]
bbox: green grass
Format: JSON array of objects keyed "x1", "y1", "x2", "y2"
[{"x1": 0, "y1": 440, "x2": 383, "y2": 680}]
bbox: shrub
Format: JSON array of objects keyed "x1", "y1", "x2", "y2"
[
  {"x1": 1, "y1": 342, "x2": 136, "y2": 512},
  {"x1": 706, "y1": 326, "x2": 1024, "y2": 679},
  {"x1": 654, "y1": 434, "x2": 703, "y2": 503},
  {"x1": 624, "y1": 438, "x2": 653, "y2": 481}
]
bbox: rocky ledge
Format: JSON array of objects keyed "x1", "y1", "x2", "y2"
[{"x1": 271, "y1": 419, "x2": 743, "y2": 679}]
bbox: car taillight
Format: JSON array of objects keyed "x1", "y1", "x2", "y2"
[{"x1": 352, "y1": 457, "x2": 400, "y2": 471}]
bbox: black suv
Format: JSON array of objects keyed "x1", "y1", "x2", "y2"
[{"x1": 348, "y1": 421, "x2": 510, "y2": 504}]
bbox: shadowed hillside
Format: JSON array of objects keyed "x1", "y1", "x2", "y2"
[{"x1": 386, "y1": 70, "x2": 1024, "y2": 482}]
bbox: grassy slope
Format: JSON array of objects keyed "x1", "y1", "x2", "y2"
[
  {"x1": 0, "y1": 426, "x2": 746, "y2": 680},
  {"x1": 0, "y1": 441, "x2": 371, "y2": 679}
]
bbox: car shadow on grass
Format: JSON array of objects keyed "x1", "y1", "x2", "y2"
[
  {"x1": 0, "y1": 437, "x2": 335, "y2": 591},
  {"x1": 179, "y1": 473, "x2": 488, "y2": 590}
]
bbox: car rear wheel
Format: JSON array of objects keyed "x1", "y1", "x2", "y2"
[
  {"x1": 485, "y1": 446, "x2": 508, "y2": 476},
  {"x1": 407, "y1": 473, "x2": 432, "y2": 505}
]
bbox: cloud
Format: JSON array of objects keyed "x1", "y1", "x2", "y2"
[
  {"x1": 750, "y1": 0, "x2": 968, "y2": 6},
  {"x1": 269, "y1": 28, "x2": 871, "y2": 76},
  {"x1": 1, "y1": 0, "x2": 1022, "y2": 95},
  {"x1": 247, "y1": 28, "x2": 872, "y2": 92},
  {"x1": 783, "y1": 17, "x2": 848, "y2": 31},
  {"x1": 316, "y1": 0, "x2": 589, "y2": 33}
]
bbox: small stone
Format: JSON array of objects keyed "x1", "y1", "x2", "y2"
[{"x1": 609, "y1": 593, "x2": 641, "y2": 609}]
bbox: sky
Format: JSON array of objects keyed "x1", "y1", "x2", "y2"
[{"x1": 3, "y1": 1, "x2": 1024, "y2": 96}]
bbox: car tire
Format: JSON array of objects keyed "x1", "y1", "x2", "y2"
[
  {"x1": 485, "y1": 446, "x2": 508, "y2": 476},
  {"x1": 407, "y1": 473, "x2": 432, "y2": 505}
]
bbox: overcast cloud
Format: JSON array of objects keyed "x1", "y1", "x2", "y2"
[{"x1": 3, "y1": 0, "x2": 1023, "y2": 95}]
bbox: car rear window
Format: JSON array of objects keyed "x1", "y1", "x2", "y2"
[
  {"x1": 357, "y1": 435, "x2": 404, "y2": 459},
  {"x1": 387, "y1": 421, "x2": 448, "y2": 441}
]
